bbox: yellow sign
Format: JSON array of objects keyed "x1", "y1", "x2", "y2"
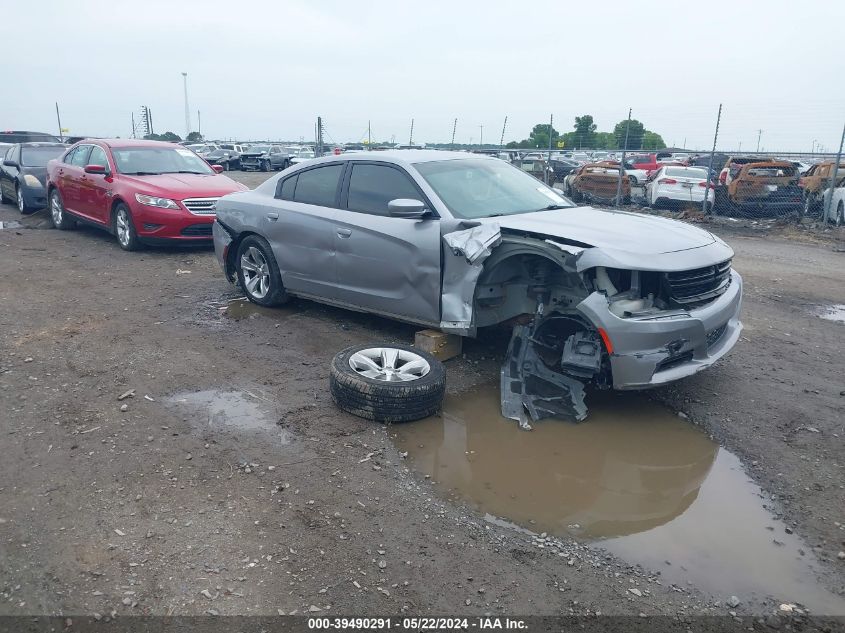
[
  {"x1": 556, "y1": 141, "x2": 565, "y2": 148},
  {"x1": 61, "y1": 128, "x2": 70, "y2": 133}
]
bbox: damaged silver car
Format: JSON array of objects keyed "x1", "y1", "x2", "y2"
[{"x1": 212, "y1": 151, "x2": 742, "y2": 423}]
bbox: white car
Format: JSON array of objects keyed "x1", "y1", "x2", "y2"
[
  {"x1": 645, "y1": 166, "x2": 712, "y2": 208},
  {"x1": 821, "y1": 185, "x2": 845, "y2": 225}
]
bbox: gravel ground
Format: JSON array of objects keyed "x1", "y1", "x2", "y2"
[{"x1": 0, "y1": 170, "x2": 843, "y2": 622}]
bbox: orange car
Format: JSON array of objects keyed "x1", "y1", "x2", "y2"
[{"x1": 563, "y1": 162, "x2": 630, "y2": 204}]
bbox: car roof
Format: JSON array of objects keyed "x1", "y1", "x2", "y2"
[
  {"x1": 309, "y1": 149, "x2": 491, "y2": 167},
  {"x1": 79, "y1": 138, "x2": 183, "y2": 150}
]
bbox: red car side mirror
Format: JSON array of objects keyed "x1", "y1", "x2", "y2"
[
  {"x1": 211, "y1": 164, "x2": 224, "y2": 174},
  {"x1": 84, "y1": 164, "x2": 107, "y2": 175}
]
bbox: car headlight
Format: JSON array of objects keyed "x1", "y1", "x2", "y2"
[
  {"x1": 23, "y1": 174, "x2": 43, "y2": 188},
  {"x1": 135, "y1": 193, "x2": 180, "y2": 209}
]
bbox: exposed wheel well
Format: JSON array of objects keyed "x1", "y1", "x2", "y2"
[{"x1": 225, "y1": 230, "x2": 261, "y2": 282}]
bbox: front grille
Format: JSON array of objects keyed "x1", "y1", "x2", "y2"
[
  {"x1": 663, "y1": 259, "x2": 732, "y2": 308},
  {"x1": 182, "y1": 197, "x2": 219, "y2": 215},
  {"x1": 181, "y1": 224, "x2": 213, "y2": 237}
]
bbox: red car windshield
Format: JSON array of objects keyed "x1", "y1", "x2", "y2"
[{"x1": 111, "y1": 147, "x2": 214, "y2": 176}]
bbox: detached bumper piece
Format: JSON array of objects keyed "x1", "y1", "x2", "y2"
[{"x1": 500, "y1": 323, "x2": 587, "y2": 429}]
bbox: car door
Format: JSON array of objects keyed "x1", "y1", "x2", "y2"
[
  {"x1": 0, "y1": 147, "x2": 15, "y2": 199},
  {"x1": 59, "y1": 144, "x2": 92, "y2": 214},
  {"x1": 332, "y1": 161, "x2": 441, "y2": 325},
  {"x1": 75, "y1": 145, "x2": 112, "y2": 224},
  {"x1": 260, "y1": 163, "x2": 344, "y2": 297}
]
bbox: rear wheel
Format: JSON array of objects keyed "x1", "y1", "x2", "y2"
[
  {"x1": 114, "y1": 203, "x2": 142, "y2": 251},
  {"x1": 236, "y1": 235, "x2": 288, "y2": 306},
  {"x1": 49, "y1": 189, "x2": 76, "y2": 230}
]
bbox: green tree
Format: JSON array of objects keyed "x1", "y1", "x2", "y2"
[
  {"x1": 186, "y1": 131, "x2": 203, "y2": 142},
  {"x1": 595, "y1": 132, "x2": 617, "y2": 149},
  {"x1": 528, "y1": 123, "x2": 560, "y2": 149},
  {"x1": 573, "y1": 114, "x2": 597, "y2": 148},
  {"x1": 641, "y1": 131, "x2": 667, "y2": 150},
  {"x1": 613, "y1": 119, "x2": 646, "y2": 151}
]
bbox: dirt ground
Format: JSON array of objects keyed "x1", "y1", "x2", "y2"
[{"x1": 1, "y1": 170, "x2": 843, "y2": 621}]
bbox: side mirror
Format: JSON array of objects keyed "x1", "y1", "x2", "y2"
[
  {"x1": 387, "y1": 198, "x2": 428, "y2": 219},
  {"x1": 84, "y1": 164, "x2": 107, "y2": 175},
  {"x1": 211, "y1": 164, "x2": 224, "y2": 174},
  {"x1": 3, "y1": 159, "x2": 19, "y2": 168}
]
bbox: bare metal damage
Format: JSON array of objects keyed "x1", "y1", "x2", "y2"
[{"x1": 439, "y1": 222, "x2": 742, "y2": 427}]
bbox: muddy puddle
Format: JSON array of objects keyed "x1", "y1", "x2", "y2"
[
  {"x1": 222, "y1": 297, "x2": 301, "y2": 321},
  {"x1": 165, "y1": 389, "x2": 291, "y2": 445},
  {"x1": 392, "y1": 386, "x2": 845, "y2": 613},
  {"x1": 0, "y1": 220, "x2": 23, "y2": 230},
  {"x1": 817, "y1": 304, "x2": 845, "y2": 324}
]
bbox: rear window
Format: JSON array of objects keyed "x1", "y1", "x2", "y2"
[
  {"x1": 20, "y1": 146, "x2": 65, "y2": 167},
  {"x1": 745, "y1": 166, "x2": 796, "y2": 178},
  {"x1": 665, "y1": 167, "x2": 707, "y2": 178}
]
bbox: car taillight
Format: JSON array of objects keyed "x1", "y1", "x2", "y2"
[
  {"x1": 658, "y1": 178, "x2": 677, "y2": 184},
  {"x1": 697, "y1": 181, "x2": 715, "y2": 188}
]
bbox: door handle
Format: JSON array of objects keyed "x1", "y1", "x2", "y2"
[
  {"x1": 336, "y1": 228, "x2": 352, "y2": 238},
  {"x1": 267, "y1": 212, "x2": 279, "y2": 221}
]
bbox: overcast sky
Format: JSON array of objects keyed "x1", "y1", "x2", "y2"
[{"x1": 3, "y1": 0, "x2": 844, "y2": 152}]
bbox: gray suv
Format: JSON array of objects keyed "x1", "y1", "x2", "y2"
[{"x1": 213, "y1": 150, "x2": 741, "y2": 396}]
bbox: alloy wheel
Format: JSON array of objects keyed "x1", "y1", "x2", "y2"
[
  {"x1": 17, "y1": 187, "x2": 25, "y2": 213},
  {"x1": 348, "y1": 347, "x2": 431, "y2": 382},
  {"x1": 240, "y1": 246, "x2": 271, "y2": 299},
  {"x1": 50, "y1": 193, "x2": 63, "y2": 225},
  {"x1": 115, "y1": 208, "x2": 131, "y2": 246}
]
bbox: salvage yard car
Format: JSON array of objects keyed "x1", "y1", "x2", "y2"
[
  {"x1": 212, "y1": 151, "x2": 742, "y2": 421},
  {"x1": 645, "y1": 166, "x2": 712, "y2": 209},
  {"x1": 240, "y1": 144, "x2": 291, "y2": 172},
  {"x1": 799, "y1": 160, "x2": 845, "y2": 216},
  {"x1": 45, "y1": 139, "x2": 247, "y2": 250},
  {"x1": 715, "y1": 160, "x2": 802, "y2": 216},
  {"x1": 563, "y1": 161, "x2": 630, "y2": 204},
  {"x1": 1, "y1": 142, "x2": 66, "y2": 212}
]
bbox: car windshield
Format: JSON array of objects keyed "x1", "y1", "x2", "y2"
[
  {"x1": 416, "y1": 158, "x2": 574, "y2": 219},
  {"x1": 247, "y1": 145, "x2": 270, "y2": 153},
  {"x1": 21, "y1": 146, "x2": 65, "y2": 167},
  {"x1": 111, "y1": 147, "x2": 215, "y2": 175}
]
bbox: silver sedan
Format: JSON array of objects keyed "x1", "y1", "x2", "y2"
[{"x1": 213, "y1": 150, "x2": 742, "y2": 391}]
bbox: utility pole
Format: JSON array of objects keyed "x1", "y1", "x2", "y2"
[
  {"x1": 148, "y1": 108, "x2": 154, "y2": 135},
  {"x1": 479, "y1": 125, "x2": 483, "y2": 148},
  {"x1": 182, "y1": 73, "x2": 191, "y2": 138},
  {"x1": 367, "y1": 120, "x2": 371, "y2": 149},
  {"x1": 197, "y1": 110, "x2": 202, "y2": 138},
  {"x1": 131, "y1": 112, "x2": 136, "y2": 139},
  {"x1": 409, "y1": 119, "x2": 414, "y2": 146},
  {"x1": 703, "y1": 104, "x2": 723, "y2": 215},
  {"x1": 316, "y1": 116, "x2": 324, "y2": 157},
  {"x1": 756, "y1": 129, "x2": 762, "y2": 153},
  {"x1": 822, "y1": 121, "x2": 845, "y2": 226},
  {"x1": 55, "y1": 102, "x2": 63, "y2": 141},
  {"x1": 546, "y1": 113, "x2": 554, "y2": 186},
  {"x1": 500, "y1": 116, "x2": 508, "y2": 149},
  {"x1": 615, "y1": 108, "x2": 632, "y2": 208},
  {"x1": 451, "y1": 118, "x2": 457, "y2": 149}
]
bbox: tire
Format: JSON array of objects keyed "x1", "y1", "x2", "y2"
[
  {"x1": 49, "y1": 189, "x2": 77, "y2": 230},
  {"x1": 113, "y1": 203, "x2": 142, "y2": 251},
  {"x1": 261, "y1": 160, "x2": 270, "y2": 172},
  {"x1": 0, "y1": 182, "x2": 9, "y2": 204},
  {"x1": 836, "y1": 201, "x2": 844, "y2": 227},
  {"x1": 330, "y1": 343, "x2": 446, "y2": 423},
  {"x1": 16, "y1": 184, "x2": 31, "y2": 214},
  {"x1": 236, "y1": 234, "x2": 288, "y2": 306},
  {"x1": 222, "y1": 161, "x2": 229, "y2": 172},
  {"x1": 628, "y1": 175, "x2": 638, "y2": 185}
]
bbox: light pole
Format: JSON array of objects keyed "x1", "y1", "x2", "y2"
[
  {"x1": 756, "y1": 129, "x2": 763, "y2": 153},
  {"x1": 182, "y1": 72, "x2": 191, "y2": 139},
  {"x1": 811, "y1": 139, "x2": 817, "y2": 156}
]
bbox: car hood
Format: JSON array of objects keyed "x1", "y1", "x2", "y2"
[
  {"x1": 479, "y1": 206, "x2": 731, "y2": 272},
  {"x1": 123, "y1": 173, "x2": 248, "y2": 198},
  {"x1": 486, "y1": 206, "x2": 715, "y2": 253}
]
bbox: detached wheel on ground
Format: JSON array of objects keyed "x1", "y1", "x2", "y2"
[
  {"x1": 113, "y1": 203, "x2": 142, "y2": 251},
  {"x1": 49, "y1": 189, "x2": 77, "y2": 230},
  {"x1": 236, "y1": 234, "x2": 288, "y2": 306},
  {"x1": 330, "y1": 344, "x2": 446, "y2": 423}
]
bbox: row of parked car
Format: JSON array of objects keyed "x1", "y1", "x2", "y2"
[
  {"x1": 186, "y1": 142, "x2": 317, "y2": 172},
  {"x1": 506, "y1": 147, "x2": 844, "y2": 223}
]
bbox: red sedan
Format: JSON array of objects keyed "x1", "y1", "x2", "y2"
[{"x1": 45, "y1": 139, "x2": 247, "y2": 250}]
